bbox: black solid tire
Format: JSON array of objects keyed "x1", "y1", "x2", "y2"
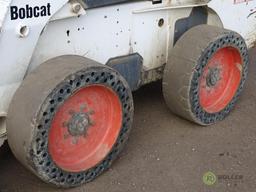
[
  {"x1": 163, "y1": 25, "x2": 249, "y2": 125},
  {"x1": 7, "y1": 56, "x2": 134, "y2": 187}
]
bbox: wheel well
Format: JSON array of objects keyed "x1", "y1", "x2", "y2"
[
  {"x1": 206, "y1": 7, "x2": 223, "y2": 29},
  {"x1": 174, "y1": 6, "x2": 224, "y2": 45},
  {"x1": 0, "y1": 116, "x2": 6, "y2": 137}
]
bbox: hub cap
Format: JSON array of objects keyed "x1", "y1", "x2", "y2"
[
  {"x1": 199, "y1": 47, "x2": 242, "y2": 113},
  {"x1": 49, "y1": 85, "x2": 122, "y2": 172}
]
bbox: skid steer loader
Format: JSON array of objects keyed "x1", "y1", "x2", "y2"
[{"x1": 0, "y1": 0, "x2": 255, "y2": 188}]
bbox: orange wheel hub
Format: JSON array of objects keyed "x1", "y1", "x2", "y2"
[
  {"x1": 49, "y1": 85, "x2": 122, "y2": 172},
  {"x1": 199, "y1": 47, "x2": 242, "y2": 113}
]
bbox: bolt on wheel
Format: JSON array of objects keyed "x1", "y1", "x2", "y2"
[
  {"x1": 163, "y1": 25, "x2": 249, "y2": 125},
  {"x1": 7, "y1": 56, "x2": 134, "y2": 187}
]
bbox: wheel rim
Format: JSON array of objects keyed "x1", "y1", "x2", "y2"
[
  {"x1": 199, "y1": 47, "x2": 242, "y2": 113},
  {"x1": 49, "y1": 85, "x2": 122, "y2": 172}
]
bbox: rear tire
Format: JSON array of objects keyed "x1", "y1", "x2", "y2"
[
  {"x1": 163, "y1": 25, "x2": 249, "y2": 125},
  {"x1": 7, "y1": 56, "x2": 134, "y2": 187}
]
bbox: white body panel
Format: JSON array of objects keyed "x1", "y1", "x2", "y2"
[
  {"x1": 0, "y1": 0, "x2": 10, "y2": 31},
  {"x1": 0, "y1": 0, "x2": 256, "y2": 139},
  {"x1": 208, "y1": 0, "x2": 256, "y2": 46}
]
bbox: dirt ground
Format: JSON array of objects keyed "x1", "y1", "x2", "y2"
[{"x1": 0, "y1": 48, "x2": 256, "y2": 192}]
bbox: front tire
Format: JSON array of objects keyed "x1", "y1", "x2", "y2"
[{"x1": 7, "y1": 56, "x2": 134, "y2": 187}]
